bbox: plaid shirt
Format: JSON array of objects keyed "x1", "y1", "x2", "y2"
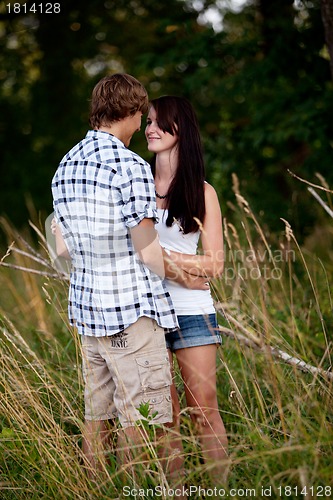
[{"x1": 51, "y1": 130, "x2": 178, "y2": 336}]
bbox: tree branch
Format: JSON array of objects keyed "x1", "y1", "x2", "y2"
[{"x1": 219, "y1": 323, "x2": 333, "y2": 381}]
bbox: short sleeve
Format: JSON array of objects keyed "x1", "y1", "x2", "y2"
[{"x1": 120, "y1": 160, "x2": 157, "y2": 228}]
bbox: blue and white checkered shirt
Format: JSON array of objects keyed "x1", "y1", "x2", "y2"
[{"x1": 51, "y1": 130, "x2": 178, "y2": 336}]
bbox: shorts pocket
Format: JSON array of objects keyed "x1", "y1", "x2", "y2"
[
  {"x1": 141, "y1": 390, "x2": 172, "y2": 423},
  {"x1": 135, "y1": 352, "x2": 171, "y2": 390},
  {"x1": 142, "y1": 393, "x2": 167, "y2": 406}
]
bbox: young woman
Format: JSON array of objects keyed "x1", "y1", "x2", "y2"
[{"x1": 145, "y1": 96, "x2": 228, "y2": 481}]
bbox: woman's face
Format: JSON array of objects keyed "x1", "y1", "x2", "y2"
[{"x1": 145, "y1": 106, "x2": 178, "y2": 154}]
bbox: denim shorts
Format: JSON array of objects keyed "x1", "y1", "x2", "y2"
[{"x1": 165, "y1": 313, "x2": 222, "y2": 352}]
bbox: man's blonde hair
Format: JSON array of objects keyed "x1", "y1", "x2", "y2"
[{"x1": 89, "y1": 73, "x2": 148, "y2": 129}]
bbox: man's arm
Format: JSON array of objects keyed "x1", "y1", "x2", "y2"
[{"x1": 130, "y1": 218, "x2": 209, "y2": 290}]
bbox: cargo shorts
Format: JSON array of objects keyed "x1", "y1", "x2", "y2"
[{"x1": 81, "y1": 316, "x2": 172, "y2": 428}]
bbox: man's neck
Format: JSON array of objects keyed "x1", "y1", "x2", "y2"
[
  {"x1": 98, "y1": 125, "x2": 115, "y2": 136},
  {"x1": 98, "y1": 122, "x2": 128, "y2": 146}
]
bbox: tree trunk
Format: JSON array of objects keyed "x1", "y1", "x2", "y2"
[{"x1": 321, "y1": 0, "x2": 333, "y2": 80}]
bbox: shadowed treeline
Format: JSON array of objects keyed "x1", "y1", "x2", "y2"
[{"x1": 0, "y1": 0, "x2": 333, "y2": 236}]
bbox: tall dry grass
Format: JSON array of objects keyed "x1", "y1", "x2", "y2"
[{"x1": 0, "y1": 184, "x2": 332, "y2": 498}]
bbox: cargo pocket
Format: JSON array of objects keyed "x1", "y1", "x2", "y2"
[
  {"x1": 140, "y1": 390, "x2": 172, "y2": 424},
  {"x1": 142, "y1": 393, "x2": 166, "y2": 406},
  {"x1": 135, "y1": 352, "x2": 172, "y2": 391}
]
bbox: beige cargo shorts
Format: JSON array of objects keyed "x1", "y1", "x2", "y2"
[{"x1": 81, "y1": 316, "x2": 172, "y2": 427}]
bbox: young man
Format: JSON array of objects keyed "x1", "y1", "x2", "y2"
[{"x1": 51, "y1": 74, "x2": 208, "y2": 478}]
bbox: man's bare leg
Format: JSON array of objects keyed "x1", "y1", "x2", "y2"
[{"x1": 82, "y1": 419, "x2": 115, "y2": 478}]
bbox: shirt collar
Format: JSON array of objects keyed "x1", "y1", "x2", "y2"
[{"x1": 86, "y1": 129, "x2": 125, "y2": 147}]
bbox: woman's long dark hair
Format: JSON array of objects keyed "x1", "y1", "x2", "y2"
[{"x1": 149, "y1": 96, "x2": 206, "y2": 234}]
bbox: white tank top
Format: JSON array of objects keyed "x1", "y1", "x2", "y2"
[{"x1": 155, "y1": 208, "x2": 215, "y2": 315}]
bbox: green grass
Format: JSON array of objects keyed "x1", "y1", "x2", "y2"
[{"x1": 0, "y1": 191, "x2": 332, "y2": 499}]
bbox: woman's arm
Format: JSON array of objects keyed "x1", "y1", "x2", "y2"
[
  {"x1": 166, "y1": 183, "x2": 224, "y2": 278},
  {"x1": 51, "y1": 218, "x2": 71, "y2": 260},
  {"x1": 130, "y1": 218, "x2": 210, "y2": 289}
]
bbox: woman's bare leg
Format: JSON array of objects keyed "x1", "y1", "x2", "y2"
[{"x1": 175, "y1": 345, "x2": 228, "y2": 483}]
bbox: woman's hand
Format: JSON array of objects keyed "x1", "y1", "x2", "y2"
[
  {"x1": 51, "y1": 218, "x2": 71, "y2": 260},
  {"x1": 182, "y1": 272, "x2": 210, "y2": 290},
  {"x1": 51, "y1": 217, "x2": 57, "y2": 235}
]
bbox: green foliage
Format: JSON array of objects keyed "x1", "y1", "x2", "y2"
[
  {"x1": 1, "y1": 0, "x2": 333, "y2": 236},
  {"x1": 137, "y1": 401, "x2": 158, "y2": 426},
  {"x1": 205, "y1": 2, "x2": 333, "y2": 234}
]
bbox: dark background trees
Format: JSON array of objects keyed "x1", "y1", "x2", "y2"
[{"x1": 0, "y1": 0, "x2": 332, "y2": 238}]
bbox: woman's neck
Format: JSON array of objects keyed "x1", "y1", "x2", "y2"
[
  {"x1": 155, "y1": 149, "x2": 178, "y2": 181},
  {"x1": 154, "y1": 151, "x2": 178, "y2": 208}
]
